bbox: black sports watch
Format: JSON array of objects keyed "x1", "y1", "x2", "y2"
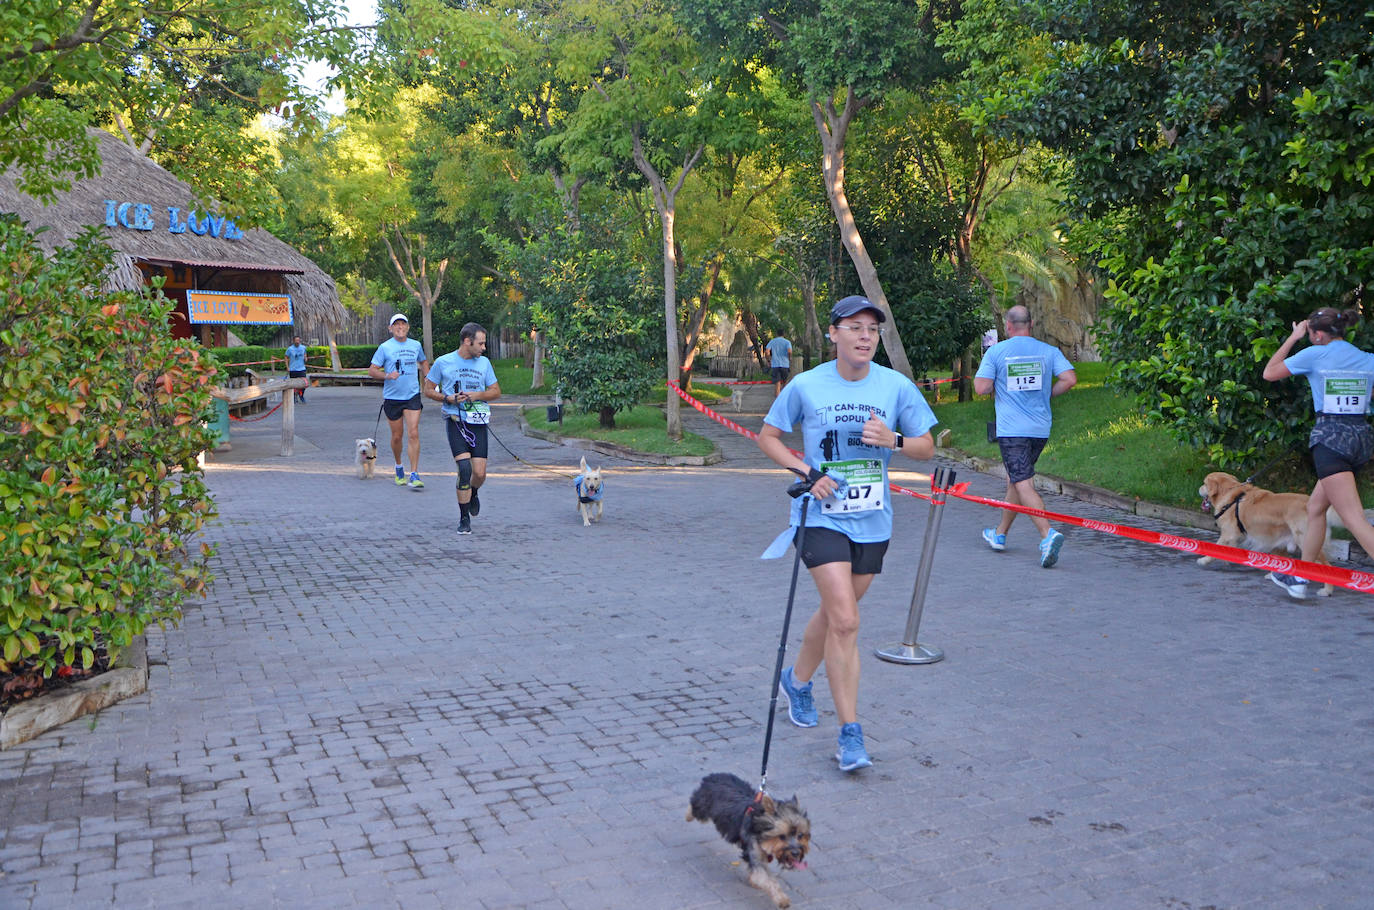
[{"x1": 892, "y1": 432, "x2": 904, "y2": 450}]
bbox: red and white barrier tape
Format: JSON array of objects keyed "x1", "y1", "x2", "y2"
[
  {"x1": 947, "y1": 486, "x2": 1374, "y2": 594},
  {"x1": 668, "y1": 380, "x2": 1373, "y2": 595}
]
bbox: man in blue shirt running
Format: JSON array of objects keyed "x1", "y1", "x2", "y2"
[
  {"x1": 974, "y1": 305, "x2": 1077, "y2": 567},
  {"x1": 368, "y1": 314, "x2": 429, "y2": 490},
  {"x1": 285, "y1": 335, "x2": 308, "y2": 403}
]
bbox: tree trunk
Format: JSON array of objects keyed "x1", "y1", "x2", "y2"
[
  {"x1": 599, "y1": 406, "x2": 616, "y2": 429},
  {"x1": 632, "y1": 131, "x2": 703, "y2": 442},
  {"x1": 325, "y1": 323, "x2": 342, "y2": 371},
  {"x1": 812, "y1": 91, "x2": 914, "y2": 380},
  {"x1": 530, "y1": 328, "x2": 545, "y2": 389}
]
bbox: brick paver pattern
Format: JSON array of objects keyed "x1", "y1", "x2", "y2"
[{"x1": 2, "y1": 385, "x2": 1373, "y2": 909}]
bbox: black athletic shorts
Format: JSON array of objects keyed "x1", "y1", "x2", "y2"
[
  {"x1": 288, "y1": 370, "x2": 307, "y2": 379},
  {"x1": 446, "y1": 418, "x2": 489, "y2": 459},
  {"x1": 1312, "y1": 443, "x2": 1365, "y2": 479},
  {"x1": 770, "y1": 366, "x2": 789, "y2": 383},
  {"x1": 382, "y1": 394, "x2": 423, "y2": 422},
  {"x1": 998, "y1": 436, "x2": 1048, "y2": 484},
  {"x1": 793, "y1": 526, "x2": 889, "y2": 575}
]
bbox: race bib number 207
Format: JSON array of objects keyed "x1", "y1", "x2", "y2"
[{"x1": 820, "y1": 458, "x2": 884, "y2": 514}]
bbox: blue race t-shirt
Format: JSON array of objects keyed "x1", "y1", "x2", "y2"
[
  {"x1": 1285, "y1": 339, "x2": 1374, "y2": 415},
  {"x1": 765, "y1": 337, "x2": 792, "y2": 369},
  {"x1": 426, "y1": 352, "x2": 498, "y2": 424},
  {"x1": 763, "y1": 360, "x2": 937, "y2": 544},
  {"x1": 285, "y1": 343, "x2": 307, "y2": 372},
  {"x1": 976, "y1": 336, "x2": 1074, "y2": 438},
  {"x1": 371, "y1": 338, "x2": 425, "y2": 401}
]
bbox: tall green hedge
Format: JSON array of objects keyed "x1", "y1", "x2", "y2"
[
  {"x1": 0, "y1": 220, "x2": 218, "y2": 677},
  {"x1": 207, "y1": 344, "x2": 379, "y2": 377}
]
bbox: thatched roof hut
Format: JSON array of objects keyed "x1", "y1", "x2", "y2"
[{"x1": 0, "y1": 129, "x2": 344, "y2": 342}]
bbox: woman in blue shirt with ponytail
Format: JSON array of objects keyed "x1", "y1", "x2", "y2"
[{"x1": 1263, "y1": 306, "x2": 1374, "y2": 598}]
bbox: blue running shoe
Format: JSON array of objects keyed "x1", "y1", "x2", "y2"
[
  {"x1": 1039, "y1": 529, "x2": 1065, "y2": 568},
  {"x1": 835, "y1": 722, "x2": 872, "y2": 771},
  {"x1": 982, "y1": 528, "x2": 1006, "y2": 551},
  {"x1": 394, "y1": 465, "x2": 406, "y2": 485},
  {"x1": 778, "y1": 667, "x2": 818, "y2": 728},
  {"x1": 1268, "y1": 571, "x2": 1308, "y2": 599},
  {"x1": 408, "y1": 472, "x2": 424, "y2": 490}
]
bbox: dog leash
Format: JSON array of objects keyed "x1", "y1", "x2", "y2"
[
  {"x1": 758, "y1": 471, "x2": 818, "y2": 796},
  {"x1": 455, "y1": 406, "x2": 582, "y2": 481},
  {"x1": 1242, "y1": 442, "x2": 1299, "y2": 485}
]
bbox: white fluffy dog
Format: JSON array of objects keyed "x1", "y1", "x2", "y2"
[{"x1": 355, "y1": 438, "x2": 377, "y2": 479}]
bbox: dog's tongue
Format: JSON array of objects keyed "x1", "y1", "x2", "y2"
[{"x1": 793, "y1": 860, "x2": 808, "y2": 870}]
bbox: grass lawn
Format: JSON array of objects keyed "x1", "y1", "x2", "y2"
[{"x1": 524, "y1": 403, "x2": 717, "y2": 457}]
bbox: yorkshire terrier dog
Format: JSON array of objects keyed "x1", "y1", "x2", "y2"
[
  {"x1": 354, "y1": 437, "x2": 377, "y2": 479},
  {"x1": 687, "y1": 772, "x2": 810, "y2": 907}
]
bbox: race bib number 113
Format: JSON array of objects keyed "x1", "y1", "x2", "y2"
[{"x1": 1323, "y1": 376, "x2": 1368, "y2": 415}]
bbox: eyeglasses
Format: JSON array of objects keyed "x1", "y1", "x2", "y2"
[{"x1": 834, "y1": 324, "x2": 881, "y2": 337}]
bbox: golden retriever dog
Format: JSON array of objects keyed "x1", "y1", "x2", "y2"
[{"x1": 1197, "y1": 471, "x2": 1334, "y2": 596}]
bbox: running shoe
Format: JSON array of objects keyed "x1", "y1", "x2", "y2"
[
  {"x1": 457, "y1": 516, "x2": 472, "y2": 535},
  {"x1": 469, "y1": 488, "x2": 481, "y2": 517},
  {"x1": 394, "y1": 465, "x2": 406, "y2": 485},
  {"x1": 1268, "y1": 571, "x2": 1309, "y2": 600},
  {"x1": 835, "y1": 722, "x2": 873, "y2": 771},
  {"x1": 408, "y1": 472, "x2": 424, "y2": 490},
  {"x1": 778, "y1": 667, "x2": 818, "y2": 728},
  {"x1": 1039, "y1": 530, "x2": 1065, "y2": 568},
  {"x1": 982, "y1": 528, "x2": 1006, "y2": 552}
]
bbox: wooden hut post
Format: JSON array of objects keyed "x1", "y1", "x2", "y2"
[{"x1": 281, "y1": 386, "x2": 295, "y2": 457}]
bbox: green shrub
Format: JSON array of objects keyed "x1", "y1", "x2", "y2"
[
  {"x1": 0, "y1": 220, "x2": 218, "y2": 677},
  {"x1": 205, "y1": 344, "x2": 379, "y2": 376}
]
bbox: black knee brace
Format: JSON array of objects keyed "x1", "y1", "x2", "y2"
[{"x1": 456, "y1": 458, "x2": 472, "y2": 491}]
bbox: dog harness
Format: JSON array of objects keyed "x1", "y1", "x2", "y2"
[
  {"x1": 1215, "y1": 491, "x2": 1247, "y2": 537},
  {"x1": 574, "y1": 475, "x2": 603, "y2": 504}
]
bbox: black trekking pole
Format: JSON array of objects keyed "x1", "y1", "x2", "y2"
[{"x1": 758, "y1": 470, "x2": 818, "y2": 794}]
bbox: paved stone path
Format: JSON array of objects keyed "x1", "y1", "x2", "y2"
[{"x1": 3, "y1": 384, "x2": 1373, "y2": 909}]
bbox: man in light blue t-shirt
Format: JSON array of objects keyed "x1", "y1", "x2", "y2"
[
  {"x1": 368, "y1": 314, "x2": 429, "y2": 489},
  {"x1": 423, "y1": 322, "x2": 501, "y2": 536},
  {"x1": 764, "y1": 332, "x2": 792, "y2": 397},
  {"x1": 974, "y1": 305, "x2": 1076, "y2": 567},
  {"x1": 285, "y1": 335, "x2": 308, "y2": 403}
]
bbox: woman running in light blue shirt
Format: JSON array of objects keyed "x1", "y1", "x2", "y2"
[{"x1": 1263, "y1": 305, "x2": 1374, "y2": 598}]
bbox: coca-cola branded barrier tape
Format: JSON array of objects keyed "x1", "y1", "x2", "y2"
[
  {"x1": 947, "y1": 486, "x2": 1374, "y2": 594},
  {"x1": 667, "y1": 381, "x2": 1374, "y2": 595}
]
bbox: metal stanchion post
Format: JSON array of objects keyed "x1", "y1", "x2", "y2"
[{"x1": 875, "y1": 465, "x2": 954, "y2": 665}]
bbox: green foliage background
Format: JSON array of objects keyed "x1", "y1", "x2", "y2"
[{"x1": 0, "y1": 222, "x2": 218, "y2": 678}]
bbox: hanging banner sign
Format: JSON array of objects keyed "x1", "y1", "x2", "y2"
[{"x1": 187, "y1": 289, "x2": 293, "y2": 326}]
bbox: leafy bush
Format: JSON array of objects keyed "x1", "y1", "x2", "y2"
[
  {"x1": 497, "y1": 228, "x2": 661, "y2": 428},
  {"x1": 0, "y1": 220, "x2": 218, "y2": 677}
]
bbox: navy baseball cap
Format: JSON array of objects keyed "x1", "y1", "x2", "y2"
[{"x1": 829, "y1": 295, "x2": 885, "y2": 325}]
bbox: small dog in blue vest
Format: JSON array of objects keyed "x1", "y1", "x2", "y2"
[{"x1": 574, "y1": 455, "x2": 604, "y2": 526}]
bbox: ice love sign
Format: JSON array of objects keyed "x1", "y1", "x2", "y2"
[{"x1": 103, "y1": 200, "x2": 244, "y2": 240}]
